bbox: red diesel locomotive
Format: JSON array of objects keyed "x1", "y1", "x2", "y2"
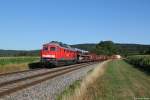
[{"x1": 41, "y1": 41, "x2": 105, "y2": 66}]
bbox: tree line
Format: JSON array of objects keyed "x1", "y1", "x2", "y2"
[
  {"x1": 91, "y1": 41, "x2": 150, "y2": 56},
  {"x1": 0, "y1": 41, "x2": 150, "y2": 57}
]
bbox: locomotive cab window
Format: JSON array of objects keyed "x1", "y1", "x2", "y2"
[
  {"x1": 43, "y1": 47, "x2": 48, "y2": 50},
  {"x1": 50, "y1": 47, "x2": 56, "y2": 51}
]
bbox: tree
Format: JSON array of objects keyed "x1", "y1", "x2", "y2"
[
  {"x1": 145, "y1": 48, "x2": 150, "y2": 54},
  {"x1": 93, "y1": 41, "x2": 119, "y2": 56}
]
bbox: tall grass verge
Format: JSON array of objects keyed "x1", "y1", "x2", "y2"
[
  {"x1": 126, "y1": 55, "x2": 150, "y2": 72},
  {"x1": 57, "y1": 61, "x2": 109, "y2": 100},
  {"x1": 0, "y1": 56, "x2": 40, "y2": 74},
  {"x1": 0, "y1": 63, "x2": 29, "y2": 74}
]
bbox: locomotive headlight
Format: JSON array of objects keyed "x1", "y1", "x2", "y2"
[
  {"x1": 49, "y1": 55, "x2": 55, "y2": 58},
  {"x1": 42, "y1": 55, "x2": 55, "y2": 58}
]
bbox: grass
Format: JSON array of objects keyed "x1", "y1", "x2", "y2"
[
  {"x1": 0, "y1": 56, "x2": 40, "y2": 65},
  {"x1": 57, "y1": 80, "x2": 81, "y2": 100},
  {"x1": 126, "y1": 55, "x2": 150, "y2": 71},
  {"x1": 86, "y1": 60, "x2": 150, "y2": 100},
  {"x1": 0, "y1": 56, "x2": 40, "y2": 73},
  {"x1": 57, "y1": 68, "x2": 96, "y2": 100},
  {"x1": 57, "y1": 60, "x2": 150, "y2": 100}
]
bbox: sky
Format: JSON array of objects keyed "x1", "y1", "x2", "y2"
[{"x1": 0, "y1": 0, "x2": 150, "y2": 50}]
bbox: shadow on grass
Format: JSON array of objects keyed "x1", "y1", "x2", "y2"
[
  {"x1": 133, "y1": 65, "x2": 150, "y2": 76},
  {"x1": 124, "y1": 60, "x2": 150, "y2": 76},
  {"x1": 28, "y1": 62, "x2": 56, "y2": 69}
]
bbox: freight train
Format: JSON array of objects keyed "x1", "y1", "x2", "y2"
[{"x1": 40, "y1": 41, "x2": 108, "y2": 66}]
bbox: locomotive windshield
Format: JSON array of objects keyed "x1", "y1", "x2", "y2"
[
  {"x1": 43, "y1": 46, "x2": 48, "y2": 50},
  {"x1": 50, "y1": 47, "x2": 56, "y2": 51}
]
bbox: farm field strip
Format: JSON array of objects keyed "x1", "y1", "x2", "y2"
[
  {"x1": 126, "y1": 55, "x2": 150, "y2": 70},
  {"x1": 0, "y1": 62, "x2": 98, "y2": 98},
  {"x1": 0, "y1": 56, "x2": 40, "y2": 66},
  {"x1": 0, "y1": 56, "x2": 40, "y2": 74}
]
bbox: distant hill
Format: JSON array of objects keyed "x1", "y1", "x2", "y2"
[
  {"x1": 0, "y1": 43, "x2": 150, "y2": 56},
  {"x1": 116, "y1": 43, "x2": 150, "y2": 55}
]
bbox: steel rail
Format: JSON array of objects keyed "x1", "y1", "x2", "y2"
[
  {"x1": 0, "y1": 62, "x2": 98, "y2": 97},
  {"x1": 0, "y1": 68, "x2": 43, "y2": 77},
  {"x1": 0, "y1": 63, "x2": 90, "y2": 88}
]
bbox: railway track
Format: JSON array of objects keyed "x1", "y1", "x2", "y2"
[
  {"x1": 0, "y1": 68, "x2": 43, "y2": 77},
  {"x1": 0, "y1": 62, "x2": 97, "y2": 98}
]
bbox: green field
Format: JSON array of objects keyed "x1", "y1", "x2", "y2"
[
  {"x1": 0, "y1": 56, "x2": 40, "y2": 73},
  {"x1": 126, "y1": 55, "x2": 150, "y2": 71},
  {"x1": 0, "y1": 56, "x2": 40, "y2": 66},
  {"x1": 58, "y1": 60, "x2": 150, "y2": 100}
]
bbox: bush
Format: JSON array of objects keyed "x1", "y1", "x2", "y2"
[{"x1": 126, "y1": 55, "x2": 150, "y2": 70}]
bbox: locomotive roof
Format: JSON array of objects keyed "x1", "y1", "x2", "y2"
[
  {"x1": 44, "y1": 41, "x2": 76, "y2": 51},
  {"x1": 44, "y1": 41, "x2": 89, "y2": 53}
]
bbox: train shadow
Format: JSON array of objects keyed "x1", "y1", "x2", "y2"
[{"x1": 28, "y1": 62, "x2": 56, "y2": 69}]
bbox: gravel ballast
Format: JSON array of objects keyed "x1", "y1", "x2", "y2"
[
  {"x1": 0, "y1": 69, "x2": 49, "y2": 84},
  {"x1": 1, "y1": 62, "x2": 101, "y2": 100}
]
